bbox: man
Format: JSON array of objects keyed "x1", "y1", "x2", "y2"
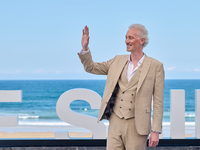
[{"x1": 78, "y1": 24, "x2": 164, "y2": 150}]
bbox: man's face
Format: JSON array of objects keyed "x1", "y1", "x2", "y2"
[{"x1": 125, "y1": 28, "x2": 144, "y2": 52}]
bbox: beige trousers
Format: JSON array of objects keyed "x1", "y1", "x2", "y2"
[{"x1": 107, "y1": 112, "x2": 148, "y2": 150}]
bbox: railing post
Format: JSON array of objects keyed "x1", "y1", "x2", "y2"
[
  {"x1": 195, "y1": 90, "x2": 200, "y2": 139},
  {"x1": 170, "y1": 90, "x2": 185, "y2": 139}
]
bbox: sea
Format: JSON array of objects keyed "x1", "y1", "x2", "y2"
[{"x1": 0, "y1": 79, "x2": 199, "y2": 128}]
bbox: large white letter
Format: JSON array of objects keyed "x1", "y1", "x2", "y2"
[
  {"x1": 56, "y1": 89, "x2": 106, "y2": 139},
  {"x1": 170, "y1": 90, "x2": 185, "y2": 139},
  {"x1": 0, "y1": 90, "x2": 22, "y2": 127},
  {"x1": 195, "y1": 90, "x2": 200, "y2": 139}
]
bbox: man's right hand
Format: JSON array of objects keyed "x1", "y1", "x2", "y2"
[{"x1": 81, "y1": 25, "x2": 90, "y2": 51}]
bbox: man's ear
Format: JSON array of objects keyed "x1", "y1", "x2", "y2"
[{"x1": 140, "y1": 38, "x2": 145, "y2": 45}]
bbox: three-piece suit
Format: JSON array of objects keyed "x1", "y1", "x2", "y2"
[{"x1": 79, "y1": 51, "x2": 164, "y2": 149}]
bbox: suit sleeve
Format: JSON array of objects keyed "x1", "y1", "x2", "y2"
[
  {"x1": 78, "y1": 50, "x2": 116, "y2": 75},
  {"x1": 151, "y1": 63, "x2": 165, "y2": 133}
]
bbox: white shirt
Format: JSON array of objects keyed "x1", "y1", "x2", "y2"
[
  {"x1": 79, "y1": 49, "x2": 145, "y2": 81},
  {"x1": 127, "y1": 54, "x2": 145, "y2": 81},
  {"x1": 79, "y1": 49, "x2": 90, "y2": 55}
]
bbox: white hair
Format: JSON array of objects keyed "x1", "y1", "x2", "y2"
[{"x1": 129, "y1": 24, "x2": 149, "y2": 47}]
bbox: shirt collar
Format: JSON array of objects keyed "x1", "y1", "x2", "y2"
[{"x1": 128, "y1": 53, "x2": 145, "y2": 65}]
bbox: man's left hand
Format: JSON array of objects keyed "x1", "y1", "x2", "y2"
[{"x1": 148, "y1": 132, "x2": 159, "y2": 147}]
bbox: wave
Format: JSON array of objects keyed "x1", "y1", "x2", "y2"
[
  {"x1": 18, "y1": 116, "x2": 60, "y2": 119},
  {"x1": 18, "y1": 116, "x2": 40, "y2": 119},
  {"x1": 162, "y1": 112, "x2": 195, "y2": 118},
  {"x1": 185, "y1": 114, "x2": 195, "y2": 118},
  {"x1": 19, "y1": 121, "x2": 72, "y2": 126},
  {"x1": 162, "y1": 122, "x2": 195, "y2": 126}
]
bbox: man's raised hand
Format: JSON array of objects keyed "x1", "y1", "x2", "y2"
[{"x1": 81, "y1": 25, "x2": 90, "y2": 51}]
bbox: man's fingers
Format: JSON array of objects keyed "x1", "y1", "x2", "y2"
[
  {"x1": 83, "y1": 26, "x2": 89, "y2": 36},
  {"x1": 149, "y1": 140, "x2": 158, "y2": 147},
  {"x1": 148, "y1": 137, "x2": 152, "y2": 147},
  {"x1": 153, "y1": 141, "x2": 158, "y2": 147},
  {"x1": 87, "y1": 26, "x2": 89, "y2": 35},
  {"x1": 82, "y1": 29, "x2": 84, "y2": 35},
  {"x1": 85, "y1": 26, "x2": 89, "y2": 35}
]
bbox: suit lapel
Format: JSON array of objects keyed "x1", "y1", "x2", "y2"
[
  {"x1": 106, "y1": 56, "x2": 129, "y2": 93},
  {"x1": 136, "y1": 55, "x2": 152, "y2": 93},
  {"x1": 113, "y1": 58, "x2": 128, "y2": 85}
]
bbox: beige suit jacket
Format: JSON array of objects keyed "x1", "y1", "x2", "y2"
[{"x1": 79, "y1": 51, "x2": 165, "y2": 135}]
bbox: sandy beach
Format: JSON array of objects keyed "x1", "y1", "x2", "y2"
[
  {"x1": 0, "y1": 125, "x2": 94, "y2": 139},
  {"x1": 0, "y1": 125, "x2": 196, "y2": 139},
  {"x1": 0, "y1": 132, "x2": 93, "y2": 139}
]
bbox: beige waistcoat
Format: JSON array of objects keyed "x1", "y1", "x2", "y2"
[{"x1": 113, "y1": 61, "x2": 143, "y2": 119}]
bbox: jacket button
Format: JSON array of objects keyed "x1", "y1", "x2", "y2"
[
  {"x1": 120, "y1": 107, "x2": 122, "y2": 108},
  {"x1": 132, "y1": 94, "x2": 134, "y2": 96},
  {"x1": 122, "y1": 92, "x2": 124, "y2": 94},
  {"x1": 130, "y1": 101, "x2": 132, "y2": 103},
  {"x1": 129, "y1": 108, "x2": 131, "y2": 110},
  {"x1": 121, "y1": 99, "x2": 123, "y2": 101}
]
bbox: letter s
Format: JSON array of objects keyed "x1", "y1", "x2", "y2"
[{"x1": 56, "y1": 88, "x2": 106, "y2": 139}]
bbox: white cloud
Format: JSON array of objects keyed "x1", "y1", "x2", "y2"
[
  {"x1": 194, "y1": 68, "x2": 200, "y2": 72},
  {"x1": 0, "y1": 70, "x2": 23, "y2": 74},
  {"x1": 33, "y1": 69, "x2": 63, "y2": 74},
  {"x1": 33, "y1": 69, "x2": 46, "y2": 74},
  {"x1": 167, "y1": 66, "x2": 175, "y2": 71}
]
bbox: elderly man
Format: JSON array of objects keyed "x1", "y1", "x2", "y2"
[{"x1": 78, "y1": 24, "x2": 164, "y2": 150}]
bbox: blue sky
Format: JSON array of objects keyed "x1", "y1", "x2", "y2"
[{"x1": 0, "y1": 0, "x2": 200, "y2": 80}]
